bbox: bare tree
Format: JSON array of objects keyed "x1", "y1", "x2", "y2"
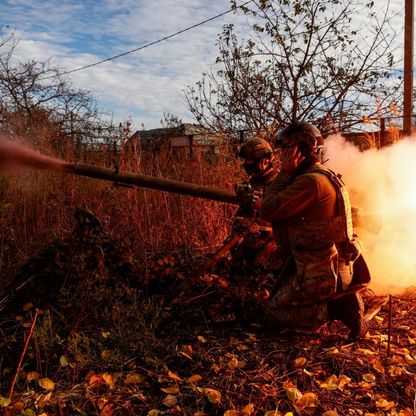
[
  {"x1": 0, "y1": 34, "x2": 115, "y2": 152},
  {"x1": 185, "y1": 0, "x2": 402, "y2": 136}
]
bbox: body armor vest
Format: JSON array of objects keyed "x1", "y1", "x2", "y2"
[{"x1": 287, "y1": 165, "x2": 353, "y2": 250}]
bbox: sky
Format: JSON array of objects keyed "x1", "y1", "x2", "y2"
[{"x1": 0, "y1": 0, "x2": 408, "y2": 131}]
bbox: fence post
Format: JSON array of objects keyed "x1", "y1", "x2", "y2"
[{"x1": 380, "y1": 118, "x2": 386, "y2": 148}]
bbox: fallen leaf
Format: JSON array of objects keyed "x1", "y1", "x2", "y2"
[
  {"x1": 372, "y1": 363, "x2": 385, "y2": 374},
  {"x1": 60, "y1": 355, "x2": 69, "y2": 367},
  {"x1": 188, "y1": 374, "x2": 203, "y2": 384},
  {"x1": 322, "y1": 411, "x2": 338, "y2": 416},
  {"x1": 264, "y1": 411, "x2": 282, "y2": 416},
  {"x1": 26, "y1": 371, "x2": 40, "y2": 381},
  {"x1": 388, "y1": 366, "x2": 403, "y2": 377},
  {"x1": 296, "y1": 391, "x2": 319, "y2": 409},
  {"x1": 147, "y1": 410, "x2": 160, "y2": 416},
  {"x1": 125, "y1": 373, "x2": 145, "y2": 385},
  {"x1": 167, "y1": 371, "x2": 182, "y2": 382},
  {"x1": 204, "y1": 388, "x2": 221, "y2": 404},
  {"x1": 224, "y1": 411, "x2": 239, "y2": 416},
  {"x1": 363, "y1": 373, "x2": 376, "y2": 383},
  {"x1": 21, "y1": 409, "x2": 36, "y2": 416},
  {"x1": 162, "y1": 395, "x2": 178, "y2": 407},
  {"x1": 102, "y1": 372, "x2": 115, "y2": 388},
  {"x1": 375, "y1": 398, "x2": 395, "y2": 411},
  {"x1": 38, "y1": 378, "x2": 55, "y2": 391},
  {"x1": 89, "y1": 374, "x2": 104, "y2": 388},
  {"x1": 161, "y1": 386, "x2": 180, "y2": 394},
  {"x1": 294, "y1": 357, "x2": 307, "y2": 367},
  {"x1": 241, "y1": 403, "x2": 255, "y2": 414},
  {"x1": 285, "y1": 387, "x2": 303, "y2": 402},
  {"x1": 0, "y1": 396, "x2": 11, "y2": 408}
]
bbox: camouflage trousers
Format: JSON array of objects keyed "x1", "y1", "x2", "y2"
[
  {"x1": 265, "y1": 243, "x2": 351, "y2": 331},
  {"x1": 265, "y1": 276, "x2": 328, "y2": 330}
]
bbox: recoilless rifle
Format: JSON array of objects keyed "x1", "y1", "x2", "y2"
[{"x1": 69, "y1": 162, "x2": 382, "y2": 242}]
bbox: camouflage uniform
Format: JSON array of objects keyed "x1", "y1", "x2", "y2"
[
  {"x1": 231, "y1": 139, "x2": 278, "y2": 270},
  {"x1": 261, "y1": 162, "x2": 370, "y2": 331}
]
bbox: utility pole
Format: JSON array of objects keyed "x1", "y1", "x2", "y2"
[{"x1": 403, "y1": 0, "x2": 414, "y2": 135}]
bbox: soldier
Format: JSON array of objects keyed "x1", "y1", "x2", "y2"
[
  {"x1": 231, "y1": 138, "x2": 279, "y2": 270},
  {"x1": 201, "y1": 138, "x2": 279, "y2": 274},
  {"x1": 260, "y1": 122, "x2": 371, "y2": 339}
]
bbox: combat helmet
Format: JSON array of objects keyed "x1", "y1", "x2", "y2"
[
  {"x1": 238, "y1": 138, "x2": 273, "y2": 162},
  {"x1": 275, "y1": 122, "x2": 324, "y2": 152}
]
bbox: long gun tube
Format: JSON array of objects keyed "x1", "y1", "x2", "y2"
[
  {"x1": 69, "y1": 162, "x2": 381, "y2": 235},
  {"x1": 71, "y1": 162, "x2": 242, "y2": 205}
]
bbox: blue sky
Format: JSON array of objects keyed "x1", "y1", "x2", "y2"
[{"x1": 0, "y1": 0, "x2": 406, "y2": 131}]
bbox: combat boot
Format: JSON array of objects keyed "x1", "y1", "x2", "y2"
[{"x1": 328, "y1": 292, "x2": 367, "y2": 340}]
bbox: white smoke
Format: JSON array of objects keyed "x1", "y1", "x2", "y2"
[{"x1": 325, "y1": 134, "x2": 416, "y2": 294}]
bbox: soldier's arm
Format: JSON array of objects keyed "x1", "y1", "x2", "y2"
[{"x1": 260, "y1": 173, "x2": 319, "y2": 223}]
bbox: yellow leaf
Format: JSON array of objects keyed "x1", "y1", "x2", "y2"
[
  {"x1": 375, "y1": 398, "x2": 395, "y2": 410},
  {"x1": 322, "y1": 411, "x2": 338, "y2": 416},
  {"x1": 60, "y1": 355, "x2": 69, "y2": 367},
  {"x1": 405, "y1": 354, "x2": 416, "y2": 364},
  {"x1": 26, "y1": 371, "x2": 40, "y2": 381},
  {"x1": 294, "y1": 357, "x2": 307, "y2": 367},
  {"x1": 147, "y1": 410, "x2": 160, "y2": 416},
  {"x1": 188, "y1": 374, "x2": 203, "y2": 384},
  {"x1": 101, "y1": 331, "x2": 111, "y2": 338},
  {"x1": 197, "y1": 335, "x2": 207, "y2": 343},
  {"x1": 161, "y1": 386, "x2": 180, "y2": 394},
  {"x1": 167, "y1": 371, "x2": 182, "y2": 381},
  {"x1": 241, "y1": 403, "x2": 255, "y2": 415},
  {"x1": 264, "y1": 412, "x2": 282, "y2": 416},
  {"x1": 363, "y1": 373, "x2": 376, "y2": 383},
  {"x1": 354, "y1": 348, "x2": 375, "y2": 356},
  {"x1": 0, "y1": 396, "x2": 11, "y2": 408},
  {"x1": 204, "y1": 388, "x2": 221, "y2": 404},
  {"x1": 374, "y1": 316, "x2": 384, "y2": 324},
  {"x1": 38, "y1": 378, "x2": 55, "y2": 390},
  {"x1": 193, "y1": 411, "x2": 207, "y2": 416},
  {"x1": 162, "y1": 395, "x2": 178, "y2": 407},
  {"x1": 284, "y1": 413, "x2": 294, "y2": 416},
  {"x1": 125, "y1": 373, "x2": 145, "y2": 385},
  {"x1": 285, "y1": 387, "x2": 303, "y2": 402},
  {"x1": 224, "y1": 411, "x2": 239, "y2": 416},
  {"x1": 21, "y1": 409, "x2": 36, "y2": 416},
  {"x1": 388, "y1": 366, "x2": 403, "y2": 377},
  {"x1": 102, "y1": 372, "x2": 115, "y2": 388}
]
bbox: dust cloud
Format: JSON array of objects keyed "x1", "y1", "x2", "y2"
[
  {"x1": 0, "y1": 134, "x2": 73, "y2": 173},
  {"x1": 325, "y1": 134, "x2": 416, "y2": 294}
]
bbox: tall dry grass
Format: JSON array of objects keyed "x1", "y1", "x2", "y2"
[{"x1": 0, "y1": 125, "x2": 243, "y2": 290}]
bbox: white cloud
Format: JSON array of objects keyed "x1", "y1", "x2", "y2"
[{"x1": 0, "y1": 0, "x2": 408, "y2": 130}]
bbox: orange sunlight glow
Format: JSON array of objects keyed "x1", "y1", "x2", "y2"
[{"x1": 325, "y1": 134, "x2": 416, "y2": 295}]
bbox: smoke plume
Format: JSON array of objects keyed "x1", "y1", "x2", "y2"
[
  {"x1": 325, "y1": 134, "x2": 416, "y2": 295},
  {"x1": 0, "y1": 134, "x2": 73, "y2": 173}
]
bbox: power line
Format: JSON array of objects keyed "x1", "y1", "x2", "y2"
[{"x1": 57, "y1": 0, "x2": 254, "y2": 77}]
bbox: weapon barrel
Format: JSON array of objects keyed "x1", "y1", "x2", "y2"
[{"x1": 71, "y1": 162, "x2": 241, "y2": 205}]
